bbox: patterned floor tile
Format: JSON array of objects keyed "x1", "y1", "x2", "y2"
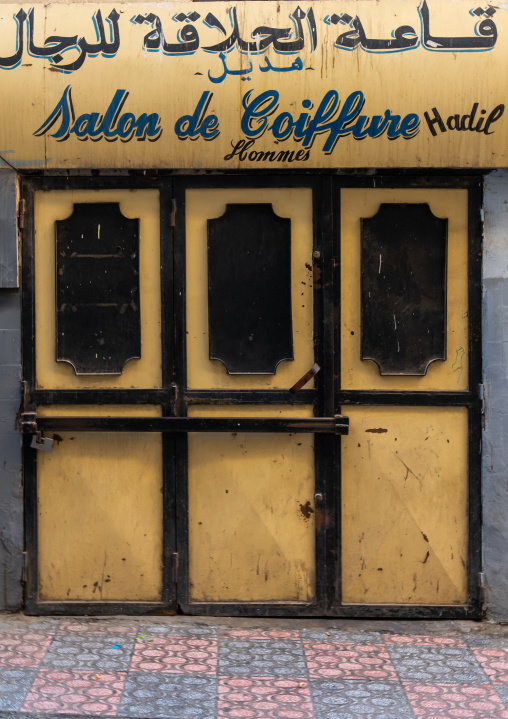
[
  {"x1": 59, "y1": 621, "x2": 138, "y2": 636},
  {"x1": 0, "y1": 618, "x2": 59, "y2": 633},
  {"x1": 467, "y1": 635, "x2": 508, "y2": 649},
  {"x1": 118, "y1": 672, "x2": 216, "y2": 718},
  {"x1": 496, "y1": 685, "x2": 508, "y2": 708},
  {"x1": 310, "y1": 678, "x2": 414, "y2": 719},
  {"x1": 300, "y1": 629, "x2": 384, "y2": 644},
  {"x1": 218, "y1": 639, "x2": 307, "y2": 677},
  {"x1": 130, "y1": 636, "x2": 217, "y2": 674},
  {"x1": 137, "y1": 623, "x2": 218, "y2": 638},
  {"x1": 218, "y1": 676, "x2": 312, "y2": 719},
  {"x1": 387, "y1": 645, "x2": 488, "y2": 683},
  {"x1": 42, "y1": 634, "x2": 134, "y2": 672},
  {"x1": 304, "y1": 641, "x2": 397, "y2": 681},
  {"x1": 472, "y1": 647, "x2": 508, "y2": 685},
  {"x1": 221, "y1": 628, "x2": 300, "y2": 641},
  {"x1": 0, "y1": 668, "x2": 37, "y2": 710},
  {"x1": 384, "y1": 634, "x2": 467, "y2": 647},
  {"x1": 0, "y1": 632, "x2": 53, "y2": 668},
  {"x1": 403, "y1": 683, "x2": 508, "y2": 719},
  {"x1": 20, "y1": 669, "x2": 126, "y2": 715}
]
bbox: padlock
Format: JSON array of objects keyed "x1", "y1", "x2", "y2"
[{"x1": 30, "y1": 435, "x2": 53, "y2": 452}]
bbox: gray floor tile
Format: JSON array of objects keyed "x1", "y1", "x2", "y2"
[
  {"x1": 42, "y1": 632, "x2": 134, "y2": 671},
  {"x1": 465, "y1": 633, "x2": 508, "y2": 648},
  {"x1": 495, "y1": 685, "x2": 508, "y2": 707},
  {"x1": 387, "y1": 644, "x2": 488, "y2": 683},
  {"x1": 218, "y1": 638, "x2": 306, "y2": 677},
  {"x1": 300, "y1": 629, "x2": 385, "y2": 643},
  {"x1": 0, "y1": 669, "x2": 36, "y2": 711},
  {"x1": 119, "y1": 673, "x2": 216, "y2": 718},
  {"x1": 138, "y1": 623, "x2": 218, "y2": 638},
  {"x1": 310, "y1": 679, "x2": 414, "y2": 719}
]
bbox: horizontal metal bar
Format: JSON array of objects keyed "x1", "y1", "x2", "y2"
[{"x1": 33, "y1": 416, "x2": 349, "y2": 435}]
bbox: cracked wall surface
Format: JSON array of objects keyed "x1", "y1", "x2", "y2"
[
  {"x1": 482, "y1": 170, "x2": 508, "y2": 620},
  {"x1": 0, "y1": 170, "x2": 23, "y2": 611}
]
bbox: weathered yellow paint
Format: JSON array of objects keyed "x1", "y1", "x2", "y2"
[
  {"x1": 341, "y1": 406, "x2": 468, "y2": 604},
  {"x1": 188, "y1": 405, "x2": 315, "y2": 603},
  {"x1": 37, "y1": 405, "x2": 163, "y2": 602},
  {"x1": 341, "y1": 189, "x2": 469, "y2": 391},
  {"x1": 1, "y1": 2, "x2": 507, "y2": 169},
  {"x1": 186, "y1": 188, "x2": 314, "y2": 389},
  {"x1": 35, "y1": 189, "x2": 161, "y2": 389}
]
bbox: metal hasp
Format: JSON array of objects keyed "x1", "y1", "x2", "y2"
[
  {"x1": 361, "y1": 203, "x2": 447, "y2": 375},
  {"x1": 55, "y1": 202, "x2": 141, "y2": 375},
  {"x1": 30, "y1": 415, "x2": 349, "y2": 435},
  {"x1": 207, "y1": 203, "x2": 293, "y2": 375}
]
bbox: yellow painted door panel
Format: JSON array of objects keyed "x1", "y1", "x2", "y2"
[
  {"x1": 185, "y1": 188, "x2": 314, "y2": 390},
  {"x1": 37, "y1": 406, "x2": 163, "y2": 602},
  {"x1": 35, "y1": 189, "x2": 161, "y2": 389},
  {"x1": 341, "y1": 189, "x2": 468, "y2": 391},
  {"x1": 341, "y1": 406, "x2": 468, "y2": 605},
  {"x1": 188, "y1": 406, "x2": 315, "y2": 603}
]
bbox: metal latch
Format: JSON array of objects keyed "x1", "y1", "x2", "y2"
[{"x1": 20, "y1": 411, "x2": 53, "y2": 452}]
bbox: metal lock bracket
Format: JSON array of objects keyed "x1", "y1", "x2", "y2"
[{"x1": 30, "y1": 434, "x2": 54, "y2": 452}]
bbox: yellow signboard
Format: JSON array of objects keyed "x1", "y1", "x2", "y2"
[{"x1": 0, "y1": 0, "x2": 506, "y2": 169}]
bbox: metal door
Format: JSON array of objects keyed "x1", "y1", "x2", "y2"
[
  {"x1": 335, "y1": 181, "x2": 482, "y2": 617},
  {"x1": 21, "y1": 175, "x2": 481, "y2": 617},
  {"x1": 173, "y1": 178, "x2": 336, "y2": 614}
]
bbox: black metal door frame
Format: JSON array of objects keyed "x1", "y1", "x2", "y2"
[
  {"x1": 21, "y1": 175, "x2": 178, "y2": 615},
  {"x1": 20, "y1": 172, "x2": 482, "y2": 618}
]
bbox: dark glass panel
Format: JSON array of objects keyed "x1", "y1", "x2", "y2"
[
  {"x1": 207, "y1": 203, "x2": 293, "y2": 375},
  {"x1": 56, "y1": 202, "x2": 141, "y2": 375},
  {"x1": 361, "y1": 203, "x2": 447, "y2": 375}
]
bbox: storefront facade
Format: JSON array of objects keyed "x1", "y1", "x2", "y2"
[{"x1": 0, "y1": 0, "x2": 506, "y2": 618}]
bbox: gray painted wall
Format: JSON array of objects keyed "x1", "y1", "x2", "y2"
[
  {"x1": 482, "y1": 170, "x2": 508, "y2": 621},
  {"x1": 0, "y1": 170, "x2": 23, "y2": 611}
]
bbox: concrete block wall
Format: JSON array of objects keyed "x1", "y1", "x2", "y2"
[
  {"x1": 482, "y1": 169, "x2": 508, "y2": 621},
  {"x1": 0, "y1": 170, "x2": 23, "y2": 611}
]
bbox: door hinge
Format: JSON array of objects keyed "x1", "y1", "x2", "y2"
[
  {"x1": 22, "y1": 551, "x2": 27, "y2": 583},
  {"x1": 170, "y1": 199, "x2": 177, "y2": 227},
  {"x1": 17, "y1": 198, "x2": 27, "y2": 229},
  {"x1": 479, "y1": 383, "x2": 486, "y2": 433},
  {"x1": 478, "y1": 572, "x2": 486, "y2": 588},
  {"x1": 171, "y1": 552, "x2": 179, "y2": 582}
]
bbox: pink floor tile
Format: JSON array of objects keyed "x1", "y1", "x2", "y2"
[
  {"x1": 59, "y1": 622, "x2": 137, "y2": 636},
  {"x1": 303, "y1": 641, "x2": 397, "y2": 681},
  {"x1": 225, "y1": 629, "x2": 300, "y2": 641},
  {"x1": 0, "y1": 632, "x2": 53, "y2": 668},
  {"x1": 218, "y1": 676, "x2": 313, "y2": 719},
  {"x1": 472, "y1": 648, "x2": 508, "y2": 685},
  {"x1": 130, "y1": 636, "x2": 217, "y2": 674},
  {"x1": 21, "y1": 669, "x2": 126, "y2": 715},
  {"x1": 384, "y1": 634, "x2": 466, "y2": 647},
  {"x1": 403, "y1": 683, "x2": 508, "y2": 719}
]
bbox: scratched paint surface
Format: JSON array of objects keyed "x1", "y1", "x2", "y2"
[
  {"x1": 37, "y1": 406, "x2": 163, "y2": 602},
  {"x1": 341, "y1": 406, "x2": 468, "y2": 604},
  {"x1": 0, "y1": 1, "x2": 507, "y2": 169},
  {"x1": 188, "y1": 405, "x2": 315, "y2": 602},
  {"x1": 341, "y1": 188, "x2": 469, "y2": 392}
]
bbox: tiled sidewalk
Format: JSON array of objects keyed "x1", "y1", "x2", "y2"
[{"x1": 0, "y1": 617, "x2": 506, "y2": 718}]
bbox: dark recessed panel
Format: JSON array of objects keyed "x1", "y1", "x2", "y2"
[
  {"x1": 208, "y1": 203, "x2": 293, "y2": 375},
  {"x1": 56, "y1": 203, "x2": 140, "y2": 375},
  {"x1": 361, "y1": 203, "x2": 447, "y2": 375}
]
